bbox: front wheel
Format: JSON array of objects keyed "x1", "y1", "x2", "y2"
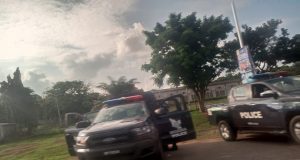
[
  {"x1": 218, "y1": 120, "x2": 237, "y2": 141},
  {"x1": 289, "y1": 116, "x2": 300, "y2": 144}
]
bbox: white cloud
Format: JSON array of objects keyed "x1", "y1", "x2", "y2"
[
  {"x1": 0, "y1": 0, "x2": 156, "y2": 93},
  {"x1": 2, "y1": 0, "x2": 295, "y2": 94}
]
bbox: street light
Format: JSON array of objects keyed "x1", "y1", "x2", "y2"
[
  {"x1": 54, "y1": 97, "x2": 62, "y2": 127},
  {"x1": 46, "y1": 93, "x2": 62, "y2": 127}
]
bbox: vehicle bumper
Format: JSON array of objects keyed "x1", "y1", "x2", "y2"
[{"x1": 75, "y1": 138, "x2": 159, "y2": 160}]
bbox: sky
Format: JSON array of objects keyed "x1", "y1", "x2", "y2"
[{"x1": 0, "y1": 0, "x2": 299, "y2": 95}]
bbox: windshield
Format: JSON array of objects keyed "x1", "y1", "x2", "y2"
[
  {"x1": 266, "y1": 76, "x2": 300, "y2": 92},
  {"x1": 93, "y1": 102, "x2": 148, "y2": 123},
  {"x1": 84, "y1": 111, "x2": 99, "y2": 122}
]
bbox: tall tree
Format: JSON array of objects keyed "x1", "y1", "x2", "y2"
[
  {"x1": 142, "y1": 13, "x2": 233, "y2": 112},
  {"x1": 44, "y1": 81, "x2": 98, "y2": 122},
  {"x1": 97, "y1": 76, "x2": 141, "y2": 98},
  {"x1": 0, "y1": 68, "x2": 39, "y2": 133},
  {"x1": 224, "y1": 19, "x2": 300, "y2": 72}
]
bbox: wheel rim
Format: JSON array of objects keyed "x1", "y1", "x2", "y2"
[
  {"x1": 220, "y1": 124, "x2": 230, "y2": 139},
  {"x1": 294, "y1": 122, "x2": 300, "y2": 140}
]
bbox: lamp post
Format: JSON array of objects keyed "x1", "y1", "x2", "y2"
[
  {"x1": 231, "y1": 0, "x2": 244, "y2": 48},
  {"x1": 54, "y1": 97, "x2": 62, "y2": 127}
]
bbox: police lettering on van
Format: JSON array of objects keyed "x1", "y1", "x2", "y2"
[{"x1": 240, "y1": 111, "x2": 263, "y2": 119}]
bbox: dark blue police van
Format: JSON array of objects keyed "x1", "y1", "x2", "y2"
[{"x1": 207, "y1": 75, "x2": 300, "y2": 143}]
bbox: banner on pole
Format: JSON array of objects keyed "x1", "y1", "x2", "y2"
[{"x1": 236, "y1": 46, "x2": 256, "y2": 84}]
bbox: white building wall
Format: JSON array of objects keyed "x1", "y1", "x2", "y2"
[{"x1": 151, "y1": 80, "x2": 240, "y2": 103}]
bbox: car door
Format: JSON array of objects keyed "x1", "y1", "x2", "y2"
[
  {"x1": 153, "y1": 94, "x2": 196, "y2": 144},
  {"x1": 248, "y1": 83, "x2": 284, "y2": 130},
  {"x1": 230, "y1": 85, "x2": 253, "y2": 129}
]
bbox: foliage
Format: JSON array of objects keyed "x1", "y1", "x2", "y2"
[
  {"x1": 43, "y1": 81, "x2": 99, "y2": 122},
  {"x1": 224, "y1": 19, "x2": 300, "y2": 72},
  {"x1": 97, "y1": 76, "x2": 141, "y2": 98},
  {"x1": 215, "y1": 73, "x2": 241, "y2": 82},
  {"x1": 0, "y1": 68, "x2": 39, "y2": 134},
  {"x1": 276, "y1": 62, "x2": 300, "y2": 76},
  {"x1": 142, "y1": 13, "x2": 233, "y2": 112}
]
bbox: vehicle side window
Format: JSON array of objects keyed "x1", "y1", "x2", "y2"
[
  {"x1": 160, "y1": 96, "x2": 186, "y2": 113},
  {"x1": 251, "y1": 84, "x2": 272, "y2": 98},
  {"x1": 232, "y1": 86, "x2": 249, "y2": 101}
]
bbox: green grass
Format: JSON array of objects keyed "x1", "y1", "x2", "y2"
[
  {"x1": 205, "y1": 97, "x2": 228, "y2": 104},
  {"x1": 190, "y1": 110, "x2": 219, "y2": 140},
  {"x1": 0, "y1": 134, "x2": 71, "y2": 160},
  {"x1": 188, "y1": 98, "x2": 226, "y2": 140}
]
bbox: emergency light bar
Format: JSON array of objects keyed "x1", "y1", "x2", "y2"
[
  {"x1": 247, "y1": 71, "x2": 289, "y2": 83},
  {"x1": 103, "y1": 95, "x2": 144, "y2": 106}
]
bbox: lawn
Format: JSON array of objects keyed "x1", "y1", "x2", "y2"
[
  {"x1": 0, "y1": 134, "x2": 71, "y2": 160},
  {"x1": 190, "y1": 110, "x2": 219, "y2": 140}
]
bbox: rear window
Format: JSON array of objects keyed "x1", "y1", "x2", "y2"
[{"x1": 232, "y1": 85, "x2": 249, "y2": 101}]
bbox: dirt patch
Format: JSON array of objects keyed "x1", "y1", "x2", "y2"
[{"x1": 0, "y1": 143, "x2": 38, "y2": 157}]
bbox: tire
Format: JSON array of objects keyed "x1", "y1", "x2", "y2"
[
  {"x1": 218, "y1": 120, "x2": 237, "y2": 141},
  {"x1": 289, "y1": 116, "x2": 300, "y2": 144}
]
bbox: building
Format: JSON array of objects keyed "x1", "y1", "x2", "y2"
[
  {"x1": 0, "y1": 123, "x2": 16, "y2": 143},
  {"x1": 150, "y1": 79, "x2": 240, "y2": 103}
]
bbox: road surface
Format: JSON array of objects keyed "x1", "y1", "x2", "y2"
[{"x1": 165, "y1": 134, "x2": 300, "y2": 160}]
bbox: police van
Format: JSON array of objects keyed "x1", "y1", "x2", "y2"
[
  {"x1": 70, "y1": 92, "x2": 195, "y2": 160},
  {"x1": 207, "y1": 75, "x2": 300, "y2": 143}
]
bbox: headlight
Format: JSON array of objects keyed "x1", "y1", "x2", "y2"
[
  {"x1": 76, "y1": 136, "x2": 89, "y2": 146},
  {"x1": 132, "y1": 125, "x2": 152, "y2": 135}
]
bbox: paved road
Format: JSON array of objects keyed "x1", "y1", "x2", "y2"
[{"x1": 165, "y1": 134, "x2": 300, "y2": 160}]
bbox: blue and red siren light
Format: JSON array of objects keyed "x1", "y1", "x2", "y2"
[
  {"x1": 248, "y1": 71, "x2": 289, "y2": 83},
  {"x1": 103, "y1": 95, "x2": 144, "y2": 106}
]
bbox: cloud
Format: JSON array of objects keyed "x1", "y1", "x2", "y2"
[
  {"x1": 63, "y1": 52, "x2": 114, "y2": 80},
  {"x1": 3, "y1": 0, "x2": 281, "y2": 93},
  {"x1": 50, "y1": 0, "x2": 86, "y2": 11},
  {"x1": 60, "y1": 44, "x2": 85, "y2": 51},
  {"x1": 121, "y1": 0, "x2": 250, "y2": 29},
  {"x1": 116, "y1": 23, "x2": 150, "y2": 59},
  {"x1": 23, "y1": 71, "x2": 51, "y2": 95}
]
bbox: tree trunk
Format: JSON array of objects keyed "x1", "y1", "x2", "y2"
[
  {"x1": 199, "y1": 89, "x2": 206, "y2": 113},
  {"x1": 192, "y1": 89, "x2": 206, "y2": 113}
]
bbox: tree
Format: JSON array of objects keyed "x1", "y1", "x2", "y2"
[
  {"x1": 224, "y1": 19, "x2": 300, "y2": 72},
  {"x1": 142, "y1": 13, "x2": 233, "y2": 112},
  {"x1": 97, "y1": 76, "x2": 141, "y2": 98},
  {"x1": 276, "y1": 62, "x2": 300, "y2": 76},
  {"x1": 43, "y1": 81, "x2": 98, "y2": 122},
  {"x1": 285, "y1": 34, "x2": 300, "y2": 63},
  {"x1": 0, "y1": 68, "x2": 39, "y2": 134}
]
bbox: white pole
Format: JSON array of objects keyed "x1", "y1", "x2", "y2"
[
  {"x1": 55, "y1": 97, "x2": 62, "y2": 126},
  {"x1": 231, "y1": 0, "x2": 244, "y2": 48}
]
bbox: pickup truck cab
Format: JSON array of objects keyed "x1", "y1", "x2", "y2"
[
  {"x1": 74, "y1": 92, "x2": 195, "y2": 160},
  {"x1": 207, "y1": 76, "x2": 300, "y2": 143}
]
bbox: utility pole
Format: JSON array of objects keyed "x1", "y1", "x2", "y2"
[
  {"x1": 54, "y1": 96, "x2": 62, "y2": 127},
  {"x1": 231, "y1": 0, "x2": 244, "y2": 48},
  {"x1": 231, "y1": 0, "x2": 256, "y2": 84}
]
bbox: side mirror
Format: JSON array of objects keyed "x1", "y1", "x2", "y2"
[
  {"x1": 260, "y1": 90, "x2": 278, "y2": 99},
  {"x1": 75, "y1": 121, "x2": 91, "y2": 128},
  {"x1": 154, "y1": 107, "x2": 168, "y2": 115}
]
